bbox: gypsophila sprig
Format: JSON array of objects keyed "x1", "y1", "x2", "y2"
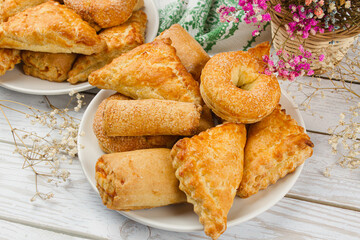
[
  {"x1": 263, "y1": 45, "x2": 325, "y2": 80},
  {"x1": 0, "y1": 92, "x2": 86, "y2": 201}
]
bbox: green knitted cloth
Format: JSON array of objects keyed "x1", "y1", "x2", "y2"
[{"x1": 157, "y1": 0, "x2": 270, "y2": 54}]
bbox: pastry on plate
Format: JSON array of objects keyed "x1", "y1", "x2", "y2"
[
  {"x1": 0, "y1": 0, "x2": 63, "y2": 23},
  {"x1": 89, "y1": 38, "x2": 202, "y2": 105},
  {"x1": 237, "y1": 105, "x2": 314, "y2": 198},
  {"x1": 0, "y1": 1, "x2": 106, "y2": 55},
  {"x1": 156, "y1": 24, "x2": 210, "y2": 81},
  {"x1": 103, "y1": 99, "x2": 202, "y2": 136},
  {"x1": 200, "y1": 41, "x2": 281, "y2": 124},
  {"x1": 21, "y1": 51, "x2": 77, "y2": 82},
  {"x1": 93, "y1": 93, "x2": 178, "y2": 153},
  {"x1": 67, "y1": 10, "x2": 146, "y2": 84},
  {"x1": 0, "y1": 48, "x2": 20, "y2": 76},
  {"x1": 64, "y1": 0, "x2": 140, "y2": 28},
  {"x1": 171, "y1": 123, "x2": 247, "y2": 240},
  {"x1": 96, "y1": 148, "x2": 187, "y2": 210}
]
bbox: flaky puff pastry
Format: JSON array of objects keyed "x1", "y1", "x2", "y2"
[
  {"x1": 64, "y1": 0, "x2": 138, "y2": 28},
  {"x1": 237, "y1": 105, "x2": 314, "y2": 198},
  {"x1": 89, "y1": 38, "x2": 202, "y2": 105},
  {"x1": 0, "y1": 0, "x2": 58, "y2": 23},
  {"x1": 0, "y1": 48, "x2": 20, "y2": 76},
  {"x1": 171, "y1": 123, "x2": 246, "y2": 240},
  {"x1": 0, "y1": 1, "x2": 106, "y2": 55},
  {"x1": 93, "y1": 93, "x2": 178, "y2": 154},
  {"x1": 155, "y1": 24, "x2": 210, "y2": 81},
  {"x1": 96, "y1": 148, "x2": 187, "y2": 210},
  {"x1": 21, "y1": 51, "x2": 76, "y2": 82},
  {"x1": 67, "y1": 10, "x2": 147, "y2": 84}
]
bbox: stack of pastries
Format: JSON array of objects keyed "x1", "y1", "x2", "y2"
[
  {"x1": 91, "y1": 24, "x2": 314, "y2": 240},
  {"x1": 0, "y1": 0, "x2": 146, "y2": 83}
]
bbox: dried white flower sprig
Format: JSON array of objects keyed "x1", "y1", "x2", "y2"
[
  {"x1": 328, "y1": 103, "x2": 360, "y2": 170},
  {"x1": 0, "y1": 91, "x2": 85, "y2": 201}
]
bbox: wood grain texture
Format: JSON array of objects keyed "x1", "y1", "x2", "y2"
[
  {"x1": 0, "y1": 219, "x2": 86, "y2": 240},
  {"x1": 280, "y1": 77, "x2": 360, "y2": 134},
  {"x1": 0, "y1": 141, "x2": 359, "y2": 239}
]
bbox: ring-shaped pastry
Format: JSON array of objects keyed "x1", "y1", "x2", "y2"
[{"x1": 200, "y1": 43, "x2": 281, "y2": 124}]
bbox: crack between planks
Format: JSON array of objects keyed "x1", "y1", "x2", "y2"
[
  {"x1": 0, "y1": 214, "x2": 106, "y2": 240},
  {"x1": 285, "y1": 193, "x2": 360, "y2": 212}
]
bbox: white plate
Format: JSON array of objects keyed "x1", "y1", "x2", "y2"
[
  {"x1": 78, "y1": 89, "x2": 306, "y2": 232},
  {"x1": 0, "y1": 0, "x2": 159, "y2": 95}
]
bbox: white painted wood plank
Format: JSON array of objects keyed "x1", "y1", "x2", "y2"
[
  {"x1": 280, "y1": 76, "x2": 360, "y2": 134},
  {"x1": 0, "y1": 139, "x2": 359, "y2": 239},
  {"x1": 289, "y1": 132, "x2": 360, "y2": 209},
  {"x1": 0, "y1": 219, "x2": 85, "y2": 240},
  {"x1": 0, "y1": 88, "x2": 93, "y2": 144}
]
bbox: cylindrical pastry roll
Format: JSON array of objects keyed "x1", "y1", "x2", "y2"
[
  {"x1": 95, "y1": 148, "x2": 187, "y2": 210},
  {"x1": 93, "y1": 94, "x2": 178, "y2": 153},
  {"x1": 103, "y1": 99, "x2": 202, "y2": 136},
  {"x1": 156, "y1": 24, "x2": 210, "y2": 81}
]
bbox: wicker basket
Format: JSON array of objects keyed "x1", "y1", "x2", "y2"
[{"x1": 268, "y1": 0, "x2": 360, "y2": 74}]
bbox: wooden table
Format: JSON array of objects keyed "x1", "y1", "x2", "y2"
[{"x1": 0, "y1": 73, "x2": 360, "y2": 239}]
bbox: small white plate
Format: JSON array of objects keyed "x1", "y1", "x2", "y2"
[
  {"x1": 0, "y1": 0, "x2": 159, "y2": 95},
  {"x1": 78, "y1": 89, "x2": 306, "y2": 232}
]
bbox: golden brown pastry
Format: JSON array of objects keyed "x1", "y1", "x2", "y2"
[
  {"x1": 89, "y1": 38, "x2": 202, "y2": 105},
  {"x1": 238, "y1": 105, "x2": 314, "y2": 198},
  {"x1": 67, "y1": 10, "x2": 147, "y2": 84},
  {"x1": 103, "y1": 99, "x2": 202, "y2": 137},
  {"x1": 21, "y1": 51, "x2": 77, "y2": 82},
  {"x1": 197, "y1": 105, "x2": 214, "y2": 133},
  {"x1": 0, "y1": 48, "x2": 20, "y2": 76},
  {"x1": 200, "y1": 42, "x2": 281, "y2": 124},
  {"x1": 96, "y1": 148, "x2": 187, "y2": 210},
  {"x1": 64, "y1": 0, "x2": 138, "y2": 28},
  {"x1": 0, "y1": 1, "x2": 106, "y2": 55},
  {"x1": 171, "y1": 123, "x2": 247, "y2": 240},
  {"x1": 0, "y1": 0, "x2": 48, "y2": 23},
  {"x1": 93, "y1": 94, "x2": 178, "y2": 153},
  {"x1": 156, "y1": 24, "x2": 210, "y2": 81},
  {"x1": 133, "y1": 0, "x2": 144, "y2": 11}
]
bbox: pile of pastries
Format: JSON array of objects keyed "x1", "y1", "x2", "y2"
[
  {"x1": 0, "y1": 0, "x2": 145, "y2": 83},
  {"x1": 91, "y1": 23, "x2": 314, "y2": 240}
]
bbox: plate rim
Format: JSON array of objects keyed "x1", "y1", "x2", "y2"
[{"x1": 77, "y1": 88, "x2": 306, "y2": 232}]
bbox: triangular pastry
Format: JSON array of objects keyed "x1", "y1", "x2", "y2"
[
  {"x1": 67, "y1": 10, "x2": 147, "y2": 84},
  {"x1": 0, "y1": 1, "x2": 106, "y2": 55},
  {"x1": 0, "y1": 0, "x2": 51, "y2": 23},
  {"x1": 0, "y1": 48, "x2": 20, "y2": 76},
  {"x1": 238, "y1": 105, "x2": 314, "y2": 198},
  {"x1": 171, "y1": 123, "x2": 246, "y2": 240},
  {"x1": 64, "y1": 0, "x2": 139, "y2": 28},
  {"x1": 21, "y1": 51, "x2": 77, "y2": 82},
  {"x1": 88, "y1": 38, "x2": 202, "y2": 105}
]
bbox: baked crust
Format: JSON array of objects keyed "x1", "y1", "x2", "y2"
[
  {"x1": 103, "y1": 99, "x2": 202, "y2": 136},
  {"x1": 171, "y1": 123, "x2": 246, "y2": 240},
  {"x1": 0, "y1": 1, "x2": 106, "y2": 54},
  {"x1": 0, "y1": 0, "x2": 48, "y2": 22},
  {"x1": 0, "y1": 48, "x2": 20, "y2": 76},
  {"x1": 21, "y1": 51, "x2": 76, "y2": 82},
  {"x1": 93, "y1": 93, "x2": 178, "y2": 153},
  {"x1": 200, "y1": 42, "x2": 281, "y2": 123},
  {"x1": 88, "y1": 38, "x2": 202, "y2": 105},
  {"x1": 64, "y1": 0, "x2": 138, "y2": 28},
  {"x1": 237, "y1": 105, "x2": 314, "y2": 198},
  {"x1": 156, "y1": 24, "x2": 210, "y2": 81},
  {"x1": 96, "y1": 148, "x2": 187, "y2": 210},
  {"x1": 67, "y1": 10, "x2": 146, "y2": 84}
]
